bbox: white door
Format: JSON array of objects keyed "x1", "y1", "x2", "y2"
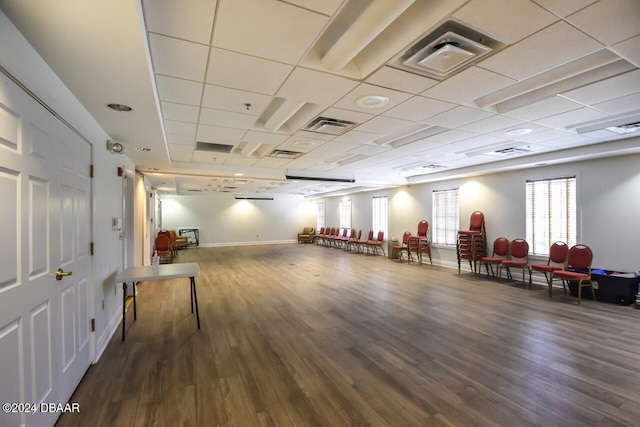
[{"x1": 0, "y1": 72, "x2": 92, "y2": 426}]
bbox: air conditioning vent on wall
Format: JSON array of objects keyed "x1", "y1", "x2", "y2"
[
  {"x1": 303, "y1": 116, "x2": 356, "y2": 135},
  {"x1": 389, "y1": 20, "x2": 503, "y2": 80}
]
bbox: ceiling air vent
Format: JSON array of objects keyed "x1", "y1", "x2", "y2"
[
  {"x1": 389, "y1": 20, "x2": 503, "y2": 80},
  {"x1": 268, "y1": 149, "x2": 304, "y2": 159},
  {"x1": 303, "y1": 116, "x2": 356, "y2": 135},
  {"x1": 607, "y1": 122, "x2": 640, "y2": 135},
  {"x1": 195, "y1": 141, "x2": 234, "y2": 153},
  {"x1": 488, "y1": 146, "x2": 531, "y2": 157}
]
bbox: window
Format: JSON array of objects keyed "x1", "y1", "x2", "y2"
[
  {"x1": 339, "y1": 198, "x2": 351, "y2": 229},
  {"x1": 372, "y1": 196, "x2": 388, "y2": 237},
  {"x1": 526, "y1": 177, "x2": 576, "y2": 255},
  {"x1": 316, "y1": 201, "x2": 325, "y2": 231},
  {"x1": 432, "y1": 189, "x2": 459, "y2": 245}
]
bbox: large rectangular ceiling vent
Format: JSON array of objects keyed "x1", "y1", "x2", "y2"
[
  {"x1": 195, "y1": 141, "x2": 234, "y2": 153},
  {"x1": 268, "y1": 149, "x2": 304, "y2": 159},
  {"x1": 389, "y1": 20, "x2": 503, "y2": 80},
  {"x1": 303, "y1": 116, "x2": 356, "y2": 136}
]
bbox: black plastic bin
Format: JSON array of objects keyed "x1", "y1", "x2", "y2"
[{"x1": 568, "y1": 270, "x2": 639, "y2": 305}]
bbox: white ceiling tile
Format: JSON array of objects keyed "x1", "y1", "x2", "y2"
[
  {"x1": 406, "y1": 129, "x2": 477, "y2": 150},
  {"x1": 276, "y1": 68, "x2": 359, "y2": 106},
  {"x1": 253, "y1": 157, "x2": 292, "y2": 168},
  {"x1": 478, "y1": 22, "x2": 603, "y2": 81},
  {"x1": 197, "y1": 124, "x2": 245, "y2": 141},
  {"x1": 365, "y1": 66, "x2": 438, "y2": 94},
  {"x1": 167, "y1": 133, "x2": 195, "y2": 146},
  {"x1": 149, "y1": 34, "x2": 209, "y2": 81},
  {"x1": 568, "y1": 0, "x2": 640, "y2": 45},
  {"x1": 169, "y1": 145, "x2": 194, "y2": 161},
  {"x1": 201, "y1": 85, "x2": 272, "y2": 115},
  {"x1": 532, "y1": 0, "x2": 598, "y2": 18},
  {"x1": 423, "y1": 106, "x2": 494, "y2": 128},
  {"x1": 560, "y1": 69, "x2": 640, "y2": 105},
  {"x1": 212, "y1": 0, "x2": 328, "y2": 64},
  {"x1": 164, "y1": 120, "x2": 197, "y2": 136},
  {"x1": 356, "y1": 116, "x2": 414, "y2": 134},
  {"x1": 533, "y1": 107, "x2": 607, "y2": 129},
  {"x1": 277, "y1": 137, "x2": 328, "y2": 153},
  {"x1": 156, "y1": 75, "x2": 203, "y2": 105},
  {"x1": 421, "y1": 67, "x2": 517, "y2": 105},
  {"x1": 199, "y1": 108, "x2": 257, "y2": 129},
  {"x1": 161, "y1": 102, "x2": 199, "y2": 122},
  {"x1": 332, "y1": 130, "x2": 379, "y2": 145},
  {"x1": 281, "y1": 0, "x2": 343, "y2": 16},
  {"x1": 333, "y1": 83, "x2": 412, "y2": 114},
  {"x1": 383, "y1": 96, "x2": 456, "y2": 122},
  {"x1": 459, "y1": 115, "x2": 527, "y2": 133},
  {"x1": 503, "y1": 96, "x2": 584, "y2": 121},
  {"x1": 321, "y1": 107, "x2": 375, "y2": 124},
  {"x1": 592, "y1": 91, "x2": 640, "y2": 114},
  {"x1": 143, "y1": 0, "x2": 216, "y2": 44},
  {"x1": 223, "y1": 157, "x2": 258, "y2": 166},
  {"x1": 348, "y1": 145, "x2": 390, "y2": 155},
  {"x1": 454, "y1": 0, "x2": 558, "y2": 44},
  {"x1": 205, "y1": 48, "x2": 293, "y2": 95},
  {"x1": 243, "y1": 131, "x2": 289, "y2": 145},
  {"x1": 611, "y1": 35, "x2": 640, "y2": 67},
  {"x1": 291, "y1": 130, "x2": 336, "y2": 141}
]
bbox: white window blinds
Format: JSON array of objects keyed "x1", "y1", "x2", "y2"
[
  {"x1": 432, "y1": 189, "x2": 459, "y2": 245},
  {"x1": 339, "y1": 199, "x2": 351, "y2": 229},
  {"x1": 316, "y1": 201, "x2": 325, "y2": 230},
  {"x1": 526, "y1": 177, "x2": 576, "y2": 255},
  {"x1": 372, "y1": 196, "x2": 388, "y2": 237}
]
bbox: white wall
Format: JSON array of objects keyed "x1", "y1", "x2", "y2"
[
  {"x1": 317, "y1": 152, "x2": 640, "y2": 272},
  {"x1": 1, "y1": 10, "x2": 134, "y2": 361},
  {"x1": 160, "y1": 195, "x2": 317, "y2": 246}
]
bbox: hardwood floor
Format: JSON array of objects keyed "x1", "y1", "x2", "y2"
[{"x1": 56, "y1": 245, "x2": 640, "y2": 427}]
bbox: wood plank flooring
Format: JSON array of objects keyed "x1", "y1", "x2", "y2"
[{"x1": 56, "y1": 244, "x2": 640, "y2": 426}]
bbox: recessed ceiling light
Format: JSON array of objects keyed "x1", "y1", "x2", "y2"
[
  {"x1": 234, "y1": 173, "x2": 244, "y2": 176},
  {"x1": 107, "y1": 103, "x2": 132, "y2": 112},
  {"x1": 293, "y1": 140, "x2": 316, "y2": 147},
  {"x1": 135, "y1": 147, "x2": 152, "y2": 152},
  {"x1": 505, "y1": 128, "x2": 532, "y2": 136},
  {"x1": 355, "y1": 95, "x2": 389, "y2": 109}
]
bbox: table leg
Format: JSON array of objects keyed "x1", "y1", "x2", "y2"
[
  {"x1": 122, "y1": 282, "x2": 127, "y2": 341},
  {"x1": 191, "y1": 277, "x2": 200, "y2": 329},
  {"x1": 133, "y1": 281, "x2": 137, "y2": 320}
]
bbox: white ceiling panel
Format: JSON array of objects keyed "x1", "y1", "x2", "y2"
[
  {"x1": 212, "y1": 0, "x2": 329, "y2": 64},
  {"x1": 479, "y1": 22, "x2": 603, "y2": 81},
  {"x1": 142, "y1": 0, "x2": 217, "y2": 44},
  {"x1": 199, "y1": 107, "x2": 258, "y2": 129},
  {"x1": 223, "y1": 157, "x2": 259, "y2": 166},
  {"x1": 533, "y1": 107, "x2": 607, "y2": 129},
  {"x1": 281, "y1": 0, "x2": 344, "y2": 16},
  {"x1": 243, "y1": 131, "x2": 289, "y2": 145},
  {"x1": 161, "y1": 102, "x2": 200, "y2": 123},
  {"x1": 560, "y1": 69, "x2": 640, "y2": 105},
  {"x1": 458, "y1": 115, "x2": 527, "y2": 134},
  {"x1": 321, "y1": 107, "x2": 375, "y2": 124},
  {"x1": 497, "y1": 128, "x2": 574, "y2": 143},
  {"x1": 167, "y1": 133, "x2": 196, "y2": 147},
  {"x1": 348, "y1": 145, "x2": 391, "y2": 155},
  {"x1": 592, "y1": 92, "x2": 640, "y2": 115},
  {"x1": 206, "y1": 48, "x2": 293, "y2": 95},
  {"x1": 567, "y1": 0, "x2": 640, "y2": 45},
  {"x1": 532, "y1": 0, "x2": 598, "y2": 18},
  {"x1": 201, "y1": 85, "x2": 272, "y2": 115},
  {"x1": 333, "y1": 83, "x2": 412, "y2": 114},
  {"x1": 332, "y1": 130, "x2": 379, "y2": 145},
  {"x1": 356, "y1": 116, "x2": 414, "y2": 134},
  {"x1": 383, "y1": 96, "x2": 456, "y2": 122},
  {"x1": 197, "y1": 124, "x2": 246, "y2": 141},
  {"x1": 611, "y1": 35, "x2": 640, "y2": 67},
  {"x1": 155, "y1": 75, "x2": 203, "y2": 106},
  {"x1": 503, "y1": 96, "x2": 584, "y2": 121},
  {"x1": 276, "y1": 68, "x2": 359, "y2": 105},
  {"x1": 422, "y1": 67, "x2": 516, "y2": 105},
  {"x1": 169, "y1": 145, "x2": 194, "y2": 162},
  {"x1": 164, "y1": 120, "x2": 197, "y2": 136},
  {"x1": 253, "y1": 157, "x2": 292, "y2": 168},
  {"x1": 454, "y1": 0, "x2": 558, "y2": 44},
  {"x1": 424, "y1": 106, "x2": 494, "y2": 128},
  {"x1": 365, "y1": 66, "x2": 439, "y2": 94},
  {"x1": 149, "y1": 34, "x2": 209, "y2": 81}
]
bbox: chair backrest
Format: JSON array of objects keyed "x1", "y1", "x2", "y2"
[
  {"x1": 319, "y1": 227, "x2": 325, "y2": 234},
  {"x1": 402, "y1": 231, "x2": 412, "y2": 244},
  {"x1": 342, "y1": 228, "x2": 349, "y2": 238},
  {"x1": 548, "y1": 241, "x2": 569, "y2": 264},
  {"x1": 377, "y1": 231, "x2": 384, "y2": 242},
  {"x1": 469, "y1": 211, "x2": 484, "y2": 231},
  {"x1": 158, "y1": 229, "x2": 170, "y2": 238},
  {"x1": 417, "y1": 220, "x2": 428, "y2": 237},
  {"x1": 155, "y1": 234, "x2": 170, "y2": 251},
  {"x1": 492, "y1": 237, "x2": 510, "y2": 257},
  {"x1": 366, "y1": 230, "x2": 374, "y2": 241},
  {"x1": 566, "y1": 244, "x2": 593, "y2": 270},
  {"x1": 330, "y1": 227, "x2": 336, "y2": 236},
  {"x1": 509, "y1": 238, "x2": 529, "y2": 259},
  {"x1": 348, "y1": 229, "x2": 355, "y2": 238}
]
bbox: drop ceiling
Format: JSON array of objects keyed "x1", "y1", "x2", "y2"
[{"x1": 1, "y1": 0, "x2": 639, "y2": 198}]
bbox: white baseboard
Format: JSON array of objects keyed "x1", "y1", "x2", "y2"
[
  {"x1": 94, "y1": 308, "x2": 121, "y2": 363},
  {"x1": 199, "y1": 239, "x2": 297, "y2": 247}
]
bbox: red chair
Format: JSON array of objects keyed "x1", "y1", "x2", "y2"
[
  {"x1": 412, "y1": 220, "x2": 432, "y2": 265},
  {"x1": 529, "y1": 241, "x2": 569, "y2": 296},
  {"x1": 367, "y1": 231, "x2": 385, "y2": 256},
  {"x1": 154, "y1": 234, "x2": 173, "y2": 264},
  {"x1": 499, "y1": 239, "x2": 530, "y2": 286},
  {"x1": 348, "y1": 229, "x2": 362, "y2": 253},
  {"x1": 550, "y1": 244, "x2": 595, "y2": 304},
  {"x1": 315, "y1": 227, "x2": 325, "y2": 245},
  {"x1": 480, "y1": 237, "x2": 509, "y2": 277},
  {"x1": 457, "y1": 211, "x2": 486, "y2": 274},
  {"x1": 417, "y1": 220, "x2": 428, "y2": 238},
  {"x1": 358, "y1": 230, "x2": 374, "y2": 254},
  {"x1": 157, "y1": 230, "x2": 175, "y2": 258},
  {"x1": 340, "y1": 228, "x2": 354, "y2": 249},
  {"x1": 392, "y1": 231, "x2": 412, "y2": 261}
]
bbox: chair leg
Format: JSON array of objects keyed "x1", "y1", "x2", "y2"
[{"x1": 549, "y1": 276, "x2": 553, "y2": 298}]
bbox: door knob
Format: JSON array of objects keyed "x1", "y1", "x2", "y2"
[{"x1": 55, "y1": 268, "x2": 73, "y2": 280}]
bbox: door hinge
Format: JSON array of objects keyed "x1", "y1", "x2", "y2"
[
  {"x1": 90, "y1": 318, "x2": 95, "y2": 332},
  {"x1": 90, "y1": 242, "x2": 94, "y2": 256},
  {"x1": 89, "y1": 164, "x2": 94, "y2": 178}
]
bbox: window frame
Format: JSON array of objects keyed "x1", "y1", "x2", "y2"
[
  {"x1": 371, "y1": 196, "x2": 388, "y2": 238},
  {"x1": 432, "y1": 188, "x2": 459, "y2": 246},
  {"x1": 339, "y1": 198, "x2": 352, "y2": 229}
]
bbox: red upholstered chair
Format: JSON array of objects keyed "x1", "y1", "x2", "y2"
[
  {"x1": 417, "y1": 220, "x2": 428, "y2": 238},
  {"x1": 480, "y1": 237, "x2": 509, "y2": 277},
  {"x1": 154, "y1": 234, "x2": 173, "y2": 264},
  {"x1": 499, "y1": 239, "x2": 530, "y2": 286},
  {"x1": 315, "y1": 227, "x2": 325, "y2": 245},
  {"x1": 529, "y1": 241, "x2": 569, "y2": 296},
  {"x1": 348, "y1": 229, "x2": 362, "y2": 253},
  {"x1": 392, "y1": 231, "x2": 412, "y2": 261},
  {"x1": 358, "y1": 230, "x2": 374, "y2": 254},
  {"x1": 367, "y1": 231, "x2": 385, "y2": 255},
  {"x1": 551, "y1": 244, "x2": 595, "y2": 304},
  {"x1": 340, "y1": 228, "x2": 354, "y2": 249},
  {"x1": 157, "y1": 230, "x2": 175, "y2": 258},
  {"x1": 457, "y1": 211, "x2": 486, "y2": 274}
]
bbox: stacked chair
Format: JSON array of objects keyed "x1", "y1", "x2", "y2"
[{"x1": 456, "y1": 211, "x2": 486, "y2": 274}]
